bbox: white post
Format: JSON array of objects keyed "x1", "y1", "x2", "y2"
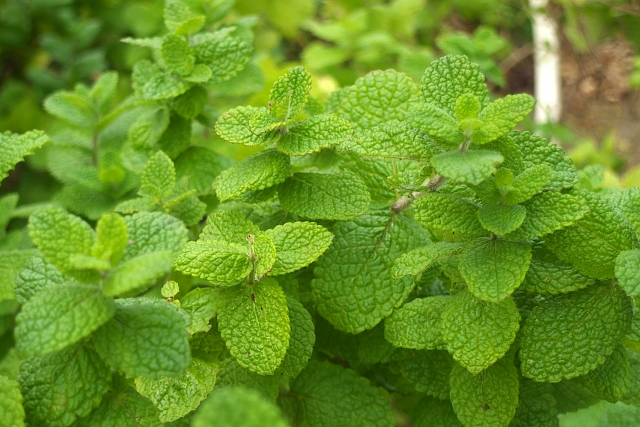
[{"x1": 530, "y1": 0, "x2": 562, "y2": 124}]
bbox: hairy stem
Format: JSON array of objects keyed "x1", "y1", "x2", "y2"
[{"x1": 392, "y1": 175, "x2": 445, "y2": 213}]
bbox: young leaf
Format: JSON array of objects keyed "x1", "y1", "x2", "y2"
[
  {"x1": 312, "y1": 212, "x2": 429, "y2": 333},
  {"x1": 430, "y1": 149, "x2": 503, "y2": 185},
  {"x1": 455, "y1": 93, "x2": 482, "y2": 121},
  {"x1": 201, "y1": 210, "x2": 260, "y2": 244},
  {"x1": 413, "y1": 193, "x2": 487, "y2": 237},
  {"x1": 135, "y1": 357, "x2": 219, "y2": 423},
  {"x1": 141, "y1": 73, "x2": 191, "y2": 101},
  {"x1": 441, "y1": 290, "x2": 520, "y2": 374},
  {"x1": 253, "y1": 233, "x2": 277, "y2": 279},
  {"x1": 398, "y1": 350, "x2": 453, "y2": 399},
  {"x1": 269, "y1": 66, "x2": 312, "y2": 121},
  {"x1": 102, "y1": 251, "x2": 174, "y2": 296},
  {"x1": 0, "y1": 130, "x2": 49, "y2": 182},
  {"x1": 472, "y1": 94, "x2": 535, "y2": 145},
  {"x1": 217, "y1": 277, "x2": 290, "y2": 375},
  {"x1": 406, "y1": 103, "x2": 464, "y2": 146},
  {"x1": 140, "y1": 150, "x2": 176, "y2": 200},
  {"x1": 215, "y1": 106, "x2": 276, "y2": 146},
  {"x1": 503, "y1": 164, "x2": 552, "y2": 205},
  {"x1": 214, "y1": 150, "x2": 291, "y2": 201},
  {"x1": 19, "y1": 345, "x2": 111, "y2": 427},
  {"x1": 193, "y1": 30, "x2": 252, "y2": 83},
  {"x1": 264, "y1": 222, "x2": 334, "y2": 276},
  {"x1": 477, "y1": 203, "x2": 526, "y2": 235},
  {"x1": 544, "y1": 191, "x2": 635, "y2": 279},
  {"x1": 43, "y1": 92, "x2": 95, "y2": 129},
  {"x1": 276, "y1": 115, "x2": 352, "y2": 155},
  {"x1": 121, "y1": 212, "x2": 188, "y2": 261},
  {"x1": 392, "y1": 242, "x2": 466, "y2": 279},
  {"x1": 520, "y1": 247, "x2": 595, "y2": 295},
  {"x1": 384, "y1": 296, "x2": 449, "y2": 350},
  {"x1": 175, "y1": 146, "x2": 232, "y2": 195},
  {"x1": 280, "y1": 297, "x2": 315, "y2": 378},
  {"x1": 92, "y1": 298, "x2": 191, "y2": 379},
  {"x1": 14, "y1": 254, "x2": 67, "y2": 304},
  {"x1": 0, "y1": 375, "x2": 24, "y2": 427},
  {"x1": 289, "y1": 360, "x2": 395, "y2": 427},
  {"x1": 92, "y1": 213, "x2": 128, "y2": 265},
  {"x1": 193, "y1": 387, "x2": 288, "y2": 427},
  {"x1": 450, "y1": 355, "x2": 519, "y2": 427},
  {"x1": 180, "y1": 287, "x2": 218, "y2": 334},
  {"x1": 170, "y1": 85, "x2": 208, "y2": 119},
  {"x1": 421, "y1": 54, "x2": 488, "y2": 115},
  {"x1": 164, "y1": 0, "x2": 206, "y2": 35},
  {"x1": 90, "y1": 71, "x2": 118, "y2": 115},
  {"x1": 584, "y1": 344, "x2": 631, "y2": 403},
  {"x1": 458, "y1": 238, "x2": 531, "y2": 302},
  {"x1": 15, "y1": 283, "x2": 115, "y2": 358},
  {"x1": 161, "y1": 34, "x2": 195, "y2": 76},
  {"x1": 174, "y1": 241, "x2": 251, "y2": 286},
  {"x1": 520, "y1": 281, "x2": 632, "y2": 382},
  {"x1": 278, "y1": 172, "x2": 370, "y2": 220}
]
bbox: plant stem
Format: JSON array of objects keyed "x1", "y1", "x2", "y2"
[{"x1": 391, "y1": 175, "x2": 445, "y2": 213}]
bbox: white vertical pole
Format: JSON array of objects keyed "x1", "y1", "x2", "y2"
[{"x1": 530, "y1": 0, "x2": 562, "y2": 123}]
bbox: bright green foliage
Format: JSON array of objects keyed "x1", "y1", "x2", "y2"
[
  {"x1": 139, "y1": 151, "x2": 175, "y2": 200},
  {"x1": 520, "y1": 282, "x2": 632, "y2": 382},
  {"x1": 503, "y1": 164, "x2": 552, "y2": 205},
  {"x1": 287, "y1": 360, "x2": 395, "y2": 427},
  {"x1": 174, "y1": 241, "x2": 252, "y2": 285},
  {"x1": 179, "y1": 287, "x2": 218, "y2": 334},
  {"x1": 215, "y1": 106, "x2": 276, "y2": 146},
  {"x1": 450, "y1": 355, "x2": 519, "y2": 427},
  {"x1": 312, "y1": 212, "x2": 428, "y2": 333},
  {"x1": 253, "y1": 233, "x2": 277, "y2": 279},
  {"x1": 277, "y1": 115, "x2": 352, "y2": 155},
  {"x1": 0, "y1": 375, "x2": 24, "y2": 427},
  {"x1": 616, "y1": 250, "x2": 640, "y2": 296},
  {"x1": 385, "y1": 296, "x2": 448, "y2": 350},
  {"x1": 264, "y1": 222, "x2": 333, "y2": 276},
  {"x1": 214, "y1": 150, "x2": 291, "y2": 201},
  {"x1": 121, "y1": 212, "x2": 188, "y2": 261},
  {"x1": 584, "y1": 344, "x2": 631, "y2": 403},
  {"x1": 430, "y1": 150, "x2": 503, "y2": 185},
  {"x1": 43, "y1": 92, "x2": 95, "y2": 128},
  {"x1": 0, "y1": 131, "x2": 49, "y2": 182},
  {"x1": 164, "y1": 0, "x2": 205, "y2": 34},
  {"x1": 397, "y1": 350, "x2": 453, "y2": 399},
  {"x1": 14, "y1": 255, "x2": 67, "y2": 304},
  {"x1": 509, "y1": 378, "x2": 559, "y2": 427},
  {"x1": 459, "y1": 238, "x2": 531, "y2": 302},
  {"x1": 456, "y1": 93, "x2": 482, "y2": 121},
  {"x1": 441, "y1": 290, "x2": 520, "y2": 374},
  {"x1": 102, "y1": 251, "x2": 174, "y2": 296},
  {"x1": 19, "y1": 345, "x2": 111, "y2": 427},
  {"x1": 92, "y1": 213, "x2": 128, "y2": 266},
  {"x1": 161, "y1": 35, "x2": 194, "y2": 76},
  {"x1": 280, "y1": 298, "x2": 315, "y2": 378},
  {"x1": 544, "y1": 191, "x2": 635, "y2": 279},
  {"x1": 278, "y1": 172, "x2": 370, "y2": 220},
  {"x1": 200, "y1": 210, "x2": 260, "y2": 244},
  {"x1": 392, "y1": 242, "x2": 466, "y2": 278},
  {"x1": 413, "y1": 396, "x2": 463, "y2": 427},
  {"x1": 92, "y1": 298, "x2": 191, "y2": 379},
  {"x1": 520, "y1": 247, "x2": 595, "y2": 295},
  {"x1": 269, "y1": 66, "x2": 311, "y2": 122},
  {"x1": 477, "y1": 203, "x2": 526, "y2": 235},
  {"x1": 135, "y1": 357, "x2": 219, "y2": 422},
  {"x1": 413, "y1": 193, "x2": 486, "y2": 237},
  {"x1": 216, "y1": 358, "x2": 280, "y2": 402},
  {"x1": 193, "y1": 387, "x2": 288, "y2": 427},
  {"x1": 217, "y1": 278, "x2": 290, "y2": 375},
  {"x1": 472, "y1": 94, "x2": 535, "y2": 144},
  {"x1": 0, "y1": 250, "x2": 37, "y2": 302},
  {"x1": 15, "y1": 283, "x2": 115, "y2": 357},
  {"x1": 192, "y1": 28, "x2": 252, "y2": 83},
  {"x1": 622, "y1": 349, "x2": 640, "y2": 407},
  {"x1": 407, "y1": 103, "x2": 464, "y2": 145}
]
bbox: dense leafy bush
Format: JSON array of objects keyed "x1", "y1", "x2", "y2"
[{"x1": 3, "y1": 1, "x2": 640, "y2": 427}]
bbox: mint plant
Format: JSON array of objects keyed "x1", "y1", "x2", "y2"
[{"x1": 3, "y1": 4, "x2": 640, "y2": 423}]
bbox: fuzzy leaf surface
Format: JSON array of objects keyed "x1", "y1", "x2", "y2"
[
  {"x1": 0, "y1": 131, "x2": 49, "y2": 182},
  {"x1": 277, "y1": 115, "x2": 351, "y2": 155},
  {"x1": 472, "y1": 94, "x2": 535, "y2": 144},
  {"x1": 503, "y1": 164, "x2": 552, "y2": 205},
  {"x1": 0, "y1": 375, "x2": 24, "y2": 427},
  {"x1": 14, "y1": 254, "x2": 67, "y2": 304},
  {"x1": 121, "y1": 212, "x2": 189, "y2": 261},
  {"x1": 92, "y1": 213, "x2": 128, "y2": 265},
  {"x1": 406, "y1": 103, "x2": 463, "y2": 145},
  {"x1": 615, "y1": 249, "x2": 640, "y2": 296},
  {"x1": 174, "y1": 241, "x2": 251, "y2": 286},
  {"x1": 430, "y1": 149, "x2": 503, "y2": 185},
  {"x1": 477, "y1": 203, "x2": 526, "y2": 235},
  {"x1": 269, "y1": 66, "x2": 312, "y2": 121},
  {"x1": 385, "y1": 296, "x2": 449, "y2": 350},
  {"x1": 103, "y1": 251, "x2": 174, "y2": 296},
  {"x1": 140, "y1": 151, "x2": 175, "y2": 200},
  {"x1": 280, "y1": 298, "x2": 315, "y2": 378},
  {"x1": 520, "y1": 247, "x2": 595, "y2": 295},
  {"x1": 398, "y1": 349, "x2": 453, "y2": 399},
  {"x1": 413, "y1": 193, "x2": 486, "y2": 237},
  {"x1": 215, "y1": 106, "x2": 276, "y2": 146},
  {"x1": 200, "y1": 210, "x2": 259, "y2": 245},
  {"x1": 392, "y1": 242, "x2": 466, "y2": 278}
]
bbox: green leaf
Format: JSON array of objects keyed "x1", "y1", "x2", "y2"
[
  {"x1": 615, "y1": 250, "x2": 640, "y2": 297},
  {"x1": 174, "y1": 241, "x2": 252, "y2": 286},
  {"x1": 193, "y1": 386, "x2": 288, "y2": 427},
  {"x1": 253, "y1": 233, "x2": 276, "y2": 280},
  {"x1": 509, "y1": 377, "x2": 559, "y2": 427},
  {"x1": 192, "y1": 28, "x2": 252, "y2": 83},
  {"x1": 280, "y1": 297, "x2": 314, "y2": 378},
  {"x1": 312, "y1": 211, "x2": 429, "y2": 333},
  {"x1": 406, "y1": 103, "x2": 464, "y2": 146},
  {"x1": 92, "y1": 213, "x2": 128, "y2": 265},
  {"x1": 0, "y1": 250, "x2": 37, "y2": 302},
  {"x1": 136, "y1": 357, "x2": 219, "y2": 423},
  {"x1": 622, "y1": 349, "x2": 640, "y2": 407},
  {"x1": 413, "y1": 396, "x2": 463, "y2": 427},
  {"x1": 506, "y1": 192, "x2": 589, "y2": 240},
  {"x1": 19, "y1": 344, "x2": 111, "y2": 427},
  {"x1": 161, "y1": 34, "x2": 194, "y2": 76},
  {"x1": 472, "y1": 94, "x2": 535, "y2": 145},
  {"x1": 215, "y1": 106, "x2": 277, "y2": 146},
  {"x1": 218, "y1": 278, "x2": 289, "y2": 375},
  {"x1": 14, "y1": 254, "x2": 67, "y2": 304},
  {"x1": 450, "y1": 354, "x2": 519, "y2": 427},
  {"x1": 385, "y1": 296, "x2": 449, "y2": 350},
  {"x1": 201, "y1": 210, "x2": 259, "y2": 245},
  {"x1": 0, "y1": 193, "x2": 18, "y2": 236},
  {"x1": 398, "y1": 349, "x2": 453, "y2": 399},
  {"x1": 15, "y1": 283, "x2": 115, "y2": 357},
  {"x1": 339, "y1": 120, "x2": 441, "y2": 161},
  {"x1": 421, "y1": 54, "x2": 488, "y2": 116},
  {"x1": 503, "y1": 164, "x2": 552, "y2": 205},
  {"x1": 553, "y1": 377, "x2": 600, "y2": 414},
  {"x1": 141, "y1": 73, "x2": 191, "y2": 101},
  {"x1": 278, "y1": 172, "x2": 370, "y2": 220},
  {"x1": 0, "y1": 375, "x2": 24, "y2": 427},
  {"x1": 276, "y1": 115, "x2": 352, "y2": 155},
  {"x1": 140, "y1": 150, "x2": 175, "y2": 200},
  {"x1": 520, "y1": 281, "x2": 632, "y2": 382},
  {"x1": 180, "y1": 287, "x2": 218, "y2": 334},
  {"x1": 441, "y1": 290, "x2": 520, "y2": 374},
  {"x1": 269, "y1": 66, "x2": 312, "y2": 121},
  {"x1": 544, "y1": 191, "x2": 635, "y2": 279},
  {"x1": 413, "y1": 193, "x2": 487, "y2": 237},
  {"x1": 459, "y1": 238, "x2": 531, "y2": 302},
  {"x1": 392, "y1": 242, "x2": 466, "y2": 279},
  {"x1": 477, "y1": 203, "x2": 526, "y2": 235},
  {"x1": 103, "y1": 251, "x2": 174, "y2": 296},
  {"x1": 43, "y1": 92, "x2": 95, "y2": 128},
  {"x1": 430, "y1": 149, "x2": 503, "y2": 185},
  {"x1": 0, "y1": 131, "x2": 48, "y2": 183},
  {"x1": 584, "y1": 344, "x2": 631, "y2": 403},
  {"x1": 92, "y1": 298, "x2": 191, "y2": 379},
  {"x1": 121, "y1": 212, "x2": 188, "y2": 261},
  {"x1": 214, "y1": 150, "x2": 291, "y2": 202},
  {"x1": 520, "y1": 246, "x2": 595, "y2": 295},
  {"x1": 335, "y1": 69, "x2": 419, "y2": 130},
  {"x1": 264, "y1": 222, "x2": 334, "y2": 276},
  {"x1": 216, "y1": 358, "x2": 280, "y2": 402},
  {"x1": 289, "y1": 360, "x2": 395, "y2": 427},
  {"x1": 128, "y1": 107, "x2": 170, "y2": 150},
  {"x1": 170, "y1": 85, "x2": 208, "y2": 119},
  {"x1": 175, "y1": 147, "x2": 232, "y2": 195},
  {"x1": 357, "y1": 323, "x2": 395, "y2": 364},
  {"x1": 456, "y1": 93, "x2": 482, "y2": 121},
  {"x1": 164, "y1": 0, "x2": 205, "y2": 35},
  {"x1": 90, "y1": 71, "x2": 118, "y2": 115},
  {"x1": 510, "y1": 131, "x2": 578, "y2": 190}
]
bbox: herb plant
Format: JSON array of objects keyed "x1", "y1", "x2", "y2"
[{"x1": 2, "y1": 2, "x2": 640, "y2": 426}]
